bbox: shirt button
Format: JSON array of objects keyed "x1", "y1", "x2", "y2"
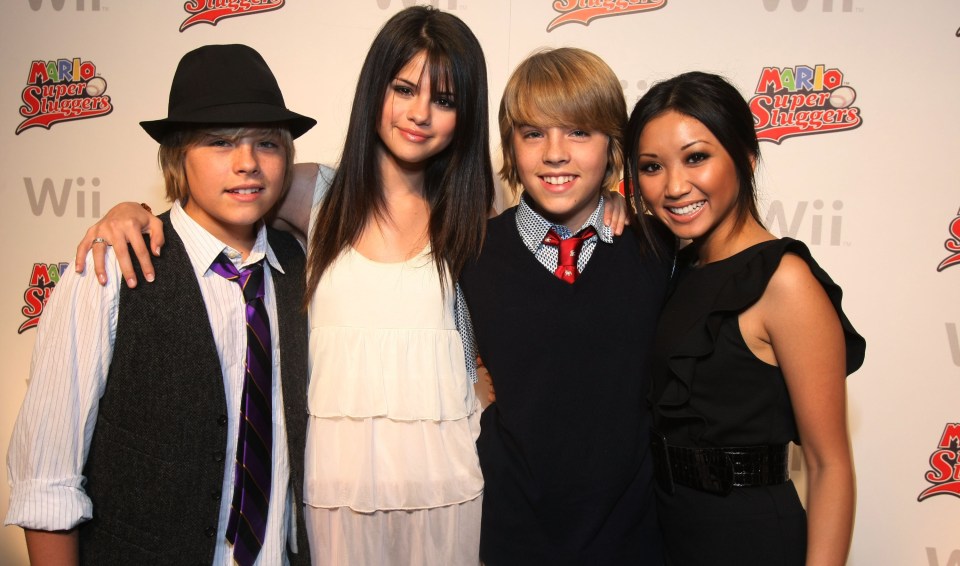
[
  {"x1": 217, "y1": 414, "x2": 228, "y2": 426},
  {"x1": 213, "y1": 451, "x2": 225, "y2": 462},
  {"x1": 204, "y1": 526, "x2": 216, "y2": 538}
]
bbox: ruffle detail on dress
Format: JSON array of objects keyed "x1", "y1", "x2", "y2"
[
  {"x1": 303, "y1": 404, "x2": 484, "y2": 512},
  {"x1": 655, "y1": 238, "x2": 866, "y2": 436},
  {"x1": 307, "y1": 326, "x2": 472, "y2": 421}
]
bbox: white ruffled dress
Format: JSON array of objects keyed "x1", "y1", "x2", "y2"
[{"x1": 303, "y1": 170, "x2": 483, "y2": 565}]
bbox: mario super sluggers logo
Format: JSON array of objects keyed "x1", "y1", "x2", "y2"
[
  {"x1": 17, "y1": 58, "x2": 112, "y2": 135},
  {"x1": 20, "y1": 262, "x2": 68, "y2": 334},
  {"x1": 919, "y1": 424, "x2": 960, "y2": 501},
  {"x1": 937, "y1": 208, "x2": 960, "y2": 272},
  {"x1": 547, "y1": 0, "x2": 666, "y2": 32},
  {"x1": 180, "y1": 0, "x2": 285, "y2": 32},
  {"x1": 749, "y1": 65, "x2": 862, "y2": 144}
]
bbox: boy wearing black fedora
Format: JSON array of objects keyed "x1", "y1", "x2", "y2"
[{"x1": 5, "y1": 44, "x2": 315, "y2": 566}]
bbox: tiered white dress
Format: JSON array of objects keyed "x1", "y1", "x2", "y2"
[{"x1": 303, "y1": 171, "x2": 483, "y2": 565}]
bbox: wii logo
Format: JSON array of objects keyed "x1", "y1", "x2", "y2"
[
  {"x1": 28, "y1": 0, "x2": 101, "y2": 10},
  {"x1": 762, "y1": 0, "x2": 853, "y2": 12},
  {"x1": 25, "y1": 177, "x2": 102, "y2": 218},
  {"x1": 376, "y1": 0, "x2": 461, "y2": 10},
  {"x1": 764, "y1": 199, "x2": 845, "y2": 246}
]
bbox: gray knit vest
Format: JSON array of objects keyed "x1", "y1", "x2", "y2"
[{"x1": 79, "y1": 213, "x2": 309, "y2": 566}]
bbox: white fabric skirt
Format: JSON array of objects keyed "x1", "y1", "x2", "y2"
[{"x1": 306, "y1": 495, "x2": 482, "y2": 566}]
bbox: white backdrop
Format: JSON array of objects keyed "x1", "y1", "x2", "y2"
[{"x1": 2, "y1": 1, "x2": 958, "y2": 564}]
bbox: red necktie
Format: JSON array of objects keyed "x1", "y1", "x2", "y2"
[{"x1": 542, "y1": 227, "x2": 597, "y2": 283}]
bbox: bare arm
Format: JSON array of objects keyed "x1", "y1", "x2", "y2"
[
  {"x1": 24, "y1": 528, "x2": 80, "y2": 566},
  {"x1": 74, "y1": 162, "x2": 321, "y2": 287},
  {"x1": 759, "y1": 254, "x2": 854, "y2": 566},
  {"x1": 270, "y1": 162, "x2": 320, "y2": 242},
  {"x1": 474, "y1": 356, "x2": 495, "y2": 408}
]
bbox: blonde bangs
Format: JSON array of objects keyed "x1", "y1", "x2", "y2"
[
  {"x1": 499, "y1": 48, "x2": 626, "y2": 193},
  {"x1": 158, "y1": 125, "x2": 295, "y2": 204}
]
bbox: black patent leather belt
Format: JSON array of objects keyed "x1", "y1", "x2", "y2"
[{"x1": 651, "y1": 430, "x2": 789, "y2": 495}]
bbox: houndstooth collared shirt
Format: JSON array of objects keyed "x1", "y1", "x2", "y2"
[{"x1": 456, "y1": 194, "x2": 612, "y2": 382}]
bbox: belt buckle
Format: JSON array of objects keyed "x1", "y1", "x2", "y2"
[
  {"x1": 650, "y1": 430, "x2": 675, "y2": 495},
  {"x1": 694, "y1": 450, "x2": 733, "y2": 495}
]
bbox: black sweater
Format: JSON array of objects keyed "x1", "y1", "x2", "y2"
[{"x1": 460, "y1": 207, "x2": 670, "y2": 565}]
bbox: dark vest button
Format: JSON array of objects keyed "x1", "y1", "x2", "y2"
[
  {"x1": 217, "y1": 414, "x2": 228, "y2": 426},
  {"x1": 211, "y1": 490, "x2": 221, "y2": 501},
  {"x1": 213, "y1": 451, "x2": 225, "y2": 462},
  {"x1": 204, "y1": 526, "x2": 216, "y2": 538}
]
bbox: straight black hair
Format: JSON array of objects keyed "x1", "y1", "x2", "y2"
[{"x1": 306, "y1": 6, "x2": 494, "y2": 303}]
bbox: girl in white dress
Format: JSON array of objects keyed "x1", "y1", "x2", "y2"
[{"x1": 295, "y1": 6, "x2": 492, "y2": 564}]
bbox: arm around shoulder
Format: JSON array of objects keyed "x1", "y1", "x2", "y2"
[
  {"x1": 74, "y1": 201, "x2": 162, "y2": 288},
  {"x1": 272, "y1": 162, "x2": 333, "y2": 241}
]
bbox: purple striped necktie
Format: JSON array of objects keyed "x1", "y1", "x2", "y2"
[{"x1": 210, "y1": 253, "x2": 272, "y2": 566}]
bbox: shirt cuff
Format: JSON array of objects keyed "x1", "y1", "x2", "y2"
[{"x1": 5, "y1": 478, "x2": 93, "y2": 531}]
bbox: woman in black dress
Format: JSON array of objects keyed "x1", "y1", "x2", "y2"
[{"x1": 624, "y1": 72, "x2": 866, "y2": 565}]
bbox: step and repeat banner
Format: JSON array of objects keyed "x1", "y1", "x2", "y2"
[{"x1": 1, "y1": 1, "x2": 958, "y2": 564}]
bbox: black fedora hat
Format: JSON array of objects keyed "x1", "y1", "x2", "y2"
[{"x1": 140, "y1": 44, "x2": 316, "y2": 143}]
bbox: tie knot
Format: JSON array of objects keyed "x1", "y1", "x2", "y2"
[
  {"x1": 543, "y1": 226, "x2": 597, "y2": 245},
  {"x1": 543, "y1": 227, "x2": 597, "y2": 263},
  {"x1": 210, "y1": 253, "x2": 265, "y2": 303},
  {"x1": 542, "y1": 226, "x2": 597, "y2": 283}
]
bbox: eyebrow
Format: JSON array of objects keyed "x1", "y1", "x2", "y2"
[
  {"x1": 639, "y1": 139, "x2": 710, "y2": 158},
  {"x1": 681, "y1": 139, "x2": 709, "y2": 150},
  {"x1": 393, "y1": 76, "x2": 455, "y2": 97}
]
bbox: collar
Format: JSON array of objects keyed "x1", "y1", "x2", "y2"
[
  {"x1": 170, "y1": 200, "x2": 285, "y2": 277},
  {"x1": 515, "y1": 192, "x2": 613, "y2": 254}
]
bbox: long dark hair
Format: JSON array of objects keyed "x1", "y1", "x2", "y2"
[
  {"x1": 624, "y1": 71, "x2": 761, "y2": 259},
  {"x1": 305, "y1": 6, "x2": 494, "y2": 303}
]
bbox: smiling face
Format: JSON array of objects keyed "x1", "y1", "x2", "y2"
[
  {"x1": 377, "y1": 51, "x2": 457, "y2": 170},
  {"x1": 513, "y1": 121, "x2": 609, "y2": 231},
  {"x1": 635, "y1": 110, "x2": 744, "y2": 245},
  {"x1": 181, "y1": 128, "x2": 286, "y2": 253}
]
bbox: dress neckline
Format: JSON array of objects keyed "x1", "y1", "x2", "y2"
[
  {"x1": 349, "y1": 244, "x2": 431, "y2": 266},
  {"x1": 688, "y1": 239, "x2": 779, "y2": 271}
]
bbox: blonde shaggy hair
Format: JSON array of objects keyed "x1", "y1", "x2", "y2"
[
  {"x1": 498, "y1": 47, "x2": 626, "y2": 195},
  {"x1": 157, "y1": 126, "x2": 295, "y2": 204}
]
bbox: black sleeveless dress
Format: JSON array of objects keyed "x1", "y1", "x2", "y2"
[{"x1": 649, "y1": 238, "x2": 865, "y2": 566}]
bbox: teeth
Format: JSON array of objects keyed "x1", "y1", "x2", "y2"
[
  {"x1": 543, "y1": 175, "x2": 575, "y2": 185},
  {"x1": 232, "y1": 188, "x2": 260, "y2": 195},
  {"x1": 668, "y1": 201, "x2": 704, "y2": 215}
]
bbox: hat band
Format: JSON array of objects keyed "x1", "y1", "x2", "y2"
[{"x1": 169, "y1": 88, "x2": 286, "y2": 116}]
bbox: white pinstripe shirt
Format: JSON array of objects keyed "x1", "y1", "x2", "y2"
[{"x1": 5, "y1": 201, "x2": 297, "y2": 565}]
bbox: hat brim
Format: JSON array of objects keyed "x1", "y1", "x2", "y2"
[{"x1": 140, "y1": 101, "x2": 316, "y2": 143}]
